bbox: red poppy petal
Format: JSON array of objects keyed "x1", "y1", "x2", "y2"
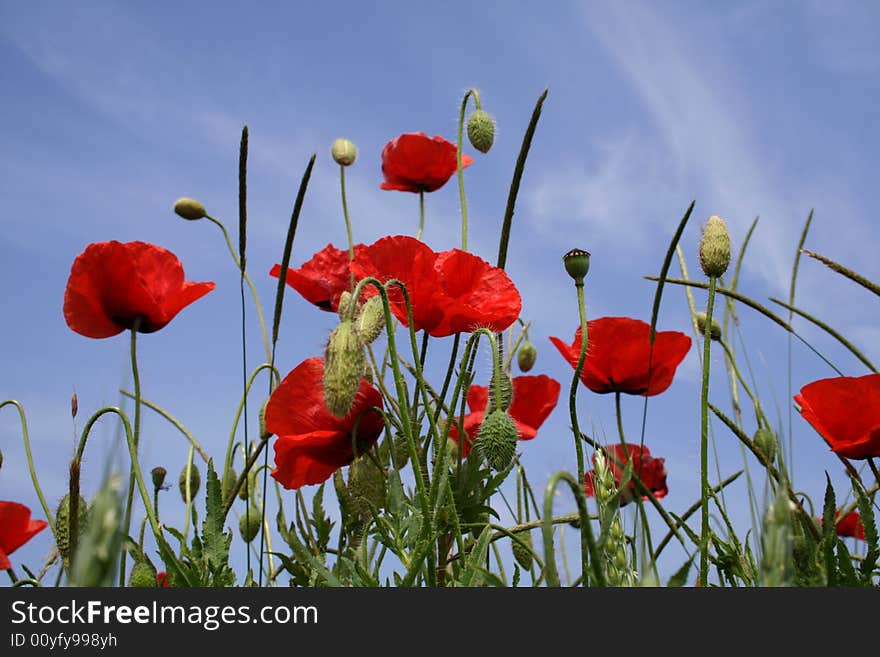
[
  {"x1": 447, "y1": 411, "x2": 483, "y2": 458},
  {"x1": 0, "y1": 501, "x2": 48, "y2": 564},
  {"x1": 270, "y1": 244, "x2": 359, "y2": 312},
  {"x1": 158, "y1": 281, "x2": 216, "y2": 331},
  {"x1": 507, "y1": 375, "x2": 561, "y2": 435},
  {"x1": 466, "y1": 386, "x2": 489, "y2": 413},
  {"x1": 271, "y1": 431, "x2": 350, "y2": 489},
  {"x1": 380, "y1": 132, "x2": 471, "y2": 193}
]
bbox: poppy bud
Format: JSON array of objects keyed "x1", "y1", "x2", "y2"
[
  {"x1": 476, "y1": 410, "x2": 519, "y2": 471},
  {"x1": 517, "y1": 340, "x2": 537, "y2": 373},
  {"x1": 337, "y1": 290, "x2": 354, "y2": 319},
  {"x1": 512, "y1": 531, "x2": 533, "y2": 570},
  {"x1": 238, "y1": 466, "x2": 257, "y2": 501},
  {"x1": 259, "y1": 399, "x2": 269, "y2": 438},
  {"x1": 487, "y1": 370, "x2": 513, "y2": 413},
  {"x1": 239, "y1": 506, "x2": 261, "y2": 543},
  {"x1": 151, "y1": 466, "x2": 167, "y2": 491},
  {"x1": 563, "y1": 248, "x2": 591, "y2": 283},
  {"x1": 356, "y1": 295, "x2": 385, "y2": 345},
  {"x1": 699, "y1": 215, "x2": 731, "y2": 278},
  {"x1": 467, "y1": 109, "x2": 495, "y2": 154},
  {"x1": 323, "y1": 319, "x2": 367, "y2": 417},
  {"x1": 223, "y1": 466, "x2": 238, "y2": 502},
  {"x1": 54, "y1": 494, "x2": 88, "y2": 567},
  {"x1": 754, "y1": 427, "x2": 778, "y2": 464},
  {"x1": 128, "y1": 560, "x2": 158, "y2": 588},
  {"x1": 178, "y1": 464, "x2": 201, "y2": 502},
  {"x1": 173, "y1": 197, "x2": 207, "y2": 221},
  {"x1": 695, "y1": 312, "x2": 722, "y2": 341},
  {"x1": 333, "y1": 470, "x2": 354, "y2": 517},
  {"x1": 71, "y1": 392, "x2": 78, "y2": 419},
  {"x1": 331, "y1": 138, "x2": 358, "y2": 166},
  {"x1": 349, "y1": 457, "x2": 385, "y2": 515}
]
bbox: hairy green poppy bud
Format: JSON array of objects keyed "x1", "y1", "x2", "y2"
[
  {"x1": 151, "y1": 466, "x2": 167, "y2": 491},
  {"x1": 512, "y1": 531, "x2": 533, "y2": 570},
  {"x1": 487, "y1": 370, "x2": 513, "y2": 413},
  {"x1": 337, "y1": 290, "x2": 353, "y2": 319},
  {"x1": 517, "y1": 340, "x2": 537, "y2": 373},
  {"x1": 323, "y1": 319, "x2": 366, "y2": 417},
  {"x1": 128, "y1": 560, "x2": 158, "y2": 588},
  {"x1": 331, "y1": 138, "x2": 358, "y2": 166},
  {"x1": 349, "y1": 457, "x2": 385, "y2": 516},
  {"x1": 239, "y1": 506, "x2": 261, "y2": 543},
  {"x1": 754, "y1": 427, "x2": 778, "y2": 464},
  {"x1": 467, "y1": 109, "x2": 495, "y2": 154},
  {"x1": 238, "y1": 466, "x2": 257, "y2": 501},
  {"x1": 699, "y1": 215, "x2": 731, "y2": 278},
  {"x1": 356, "y1": 295, "x2": 385, "y2": 345},
  {"x1": 695, "y1": 312, "x2": 722, "y2": 341},
  {"x1": 223, "y1": 466, "x2": 238, "y2": 502},
  {"x1": 333, "y1": 470, "x2": 354, "y2": 516},
  {"x1": 259, "y1": 399, "x2": 269, "y2": 438},
  {"x1": 54, "y1": 494, "x2": 88, "y2": 566},
  {"x1": 563, "y1": 248, "x2": 591, "y2": 283},
  {"x1": 476, "y1": 410, "x2": 519, "y2": 471},
  {"x1": 174, "y1": 197, "x2": 207, "y2": 221},
  {"x1": 178, "y1": 463, "x2": 201, "y2": 502}
]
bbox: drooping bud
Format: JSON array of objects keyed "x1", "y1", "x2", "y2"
[
  {"x1": 512, "y1": 531, "x2": 534, "y2": 570},
  {"x1": 54, "y1": 494, "x2": 88, "y2": 567},
  {"x1": 151, "y1": 466, "x2": 167, "y2": 491},
  {"x1": 356, "y1": 295, "x2": 385, "y2": 345},
  {"x1": 476, "y1": 410, "x2": 519, "y2": 471},
  {"x1": 754, "y1": 427, "x2": 778, "y2": 464},
  {"x1": 178, "y1": 463, "x2": 201, "y2": 502},
  {"x1": 517, "y1": 340, "x2": 537, "y2": 373},
  {"x1": 128, "y1": 560, "x2": 158, "y2": 588},
  {"x1": 238, "y1": 465, "x2": 257, "y2": 501},
  {"x1": 259, "y1": 399, "x2": 269, "y2": 438},
  {"x1": 467, "y1": 109, "x2": 495, "y2": 154},
  {"x1": 173, "y1": 197, "x2": 207, "y2": 221},
  {"x1": 348, "y1": 457, "x2": 386, "y2": 516},
  {"x1": 323, "y1": 319, "x2": 367, "y2": 417},
  {"x1": 695, "y1": 312, "x2": 722, "y2": 341},
  {"x1": 223, "y1": 466, "x2": 238, "y2": 502},
  {"x1": 487, "y1": 370, "x2": 513, "y2": 413},
  {"x1": 337, "y1": 290, "x2": 354, "y2": 319},
  {"x1": 563, "y1": 248, "x2": 591, "y2": 283},
  {"x1": 331, "y1": 138, "x2": 358, "y2": 166},
  {"x1": 699, "y1": 215, "x2": 731, "y2": 278},
  {"x1": 239, "y1": 506, "x2": 261, "y2": 543}
]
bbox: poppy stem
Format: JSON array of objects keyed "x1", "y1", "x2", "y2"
[
  {"x1": 340, "y1": 165, "x2": 356, "y2": 271},
  {"x1": 568, "y1": 281, "x2": 591, "y2": 585},
  {"x1": 456, "y1": 89, "x2": 479, "y2": 251},
  {"x1": 416, "y1": 189, "x2": 426, "y2": 242},
  {"x1": 120, "y1": 321, "x2": 142, "y2": 587},
  {"x1": 699, "y1": 276, "x2": 718, "y2": 586}
]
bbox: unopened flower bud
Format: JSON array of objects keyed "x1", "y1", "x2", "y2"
[
  {"x1": 696, "y1": 312, "x2": 722, "y2": 341},
  {"x1": 487, "y1": 370, "x2": 513, "y2": 413},
  {"x1": 238, "y1": 466, "x2": 257, "y2": 501},
  {"x1": 239, "y1": 506, "x2": 261, "y2": 543},
  {"x1": 512, "y1": 531, "x2": 534, "y2": 570},
  {"x1": 563, "y1": 248, "x2": 591, "y2": 283},
  {"x1": 467, "y1": 109, "x2": 495, "y2": 154},
  {"x1": 151, "y1": 466, "x2": 167, "y2": 491},
  {"x1": 476, "y1": 410, "x2": 519, "y2": 471},
  {"x1": 348, "y1": 457, "x2": 386, "y2": 516},
  {"x1": 337, "y1": 290, "x2": 354, "y2": 319},
  {"x1": 323, "y1": 319, "x2": 366, "y2": 417},
  {"x1": 517, "y1": 340, "x2": 537, "y2": 373},
  {"x1": 356, "y1": 295, "x2": 385, "y2": 345},
  {"x1": 128, "y1": 560, "x2": 158, "y2": 588},
  {"x1": 174, "y1": 197, "x2": 207, "y2": 221},
  {"x1": 223, "y1": 466, "x2": 238, "y2": 502},
  {"x1": 178, "y1": 464, "x2": 201, "y2": 502},
  {"x1": 754, "y1": 427, "x2": 778, "y2": 464},
  {"x1": 699, "y1": 215, "x2": 731, "y2": 278},
  {"x1": 331, "y1": 138, "x2": 358, "y2": 166},
  {"x1": 259, "y1": 399, "x2": 269, "y2": 438},
  {"x1": 54, "y1": 494, "x2": 88, "y2": 567},
  {"x1": 71, "y1": 392, "x2": 78, "y2": 419}
]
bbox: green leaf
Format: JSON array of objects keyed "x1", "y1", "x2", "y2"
[
  {"x1": 851, "y1": 476, "x2": 878, "y2": 585},
  {"x1": 458, "y1": 526, "x2": 492, "y2": 587},
  {"x1": 821, "y1": 475, "x2": 838, "y2": 586},
  {"x1": 202, "y1": 459, "x2": 234, "y2": 584},
  {"x1": 310, "y1": 484, "x2": 334, "y2": 551},
  {"x1": 667, "y1": 556, "x2": 695, "y2": 587},
  {"x1": 836, "y1": 540, "x2": 859, "y2": 586}
]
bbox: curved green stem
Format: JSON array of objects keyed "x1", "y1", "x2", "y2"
[
  {"x1": 542, "y1": 471, "x2": 602, "y2": 587},
  {"x1": 416, "y1": 190, "x2": 426, "y2": 242},
  {"x1": 119, "y1": 323, "x2": 142, "y2": 586},
  {"x1": 456, "y1": 88, "x2": 480, "y2": 251},
  {"x1": 117, "y1": 391, "x2": 209, "y2": 462},
  {"x1": 699, "y1": 276, "x2": 718, "y2": 585},
  {"x1": 0, "y1": 400, "x2": 54, "y2": 533}
]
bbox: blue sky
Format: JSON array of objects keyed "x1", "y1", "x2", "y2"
[{"x1": 1, "y1": 1, "x2": 878, "y2": 584}]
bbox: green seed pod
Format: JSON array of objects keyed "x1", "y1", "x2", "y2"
[
  {"x1": 239, "y1": 506, "x2": 261, "y2": 543},
  {"x1": 348, "y1": 457, "x2": 386, "y2": 516},
  {"x1": 323, "y1": 319, "x2": 366, "y2": 417},
  {"x1": 754, "y1": 427, "x2": 778, "y2": 464},
  {"x1": 466, "y1": 109, "x2": 495, "y2": 154},
  {"x1": 178, "y1": 463, "x2": 201, "y2": 502},
  {"x1": 238, "y1": 466, "x2": 257, "y2": 501},
  {"x1": 331, "y1": 138, "x2": 358, "y2": 166},
  {"x1": 150, "y1": 466, "x2": 167, "y2": 491},
  {"x1": 699, "y1": 215, "x2": 731, "y2": 278},
  {"x1": 517, "y1": 340, "x2": 537, "y2": 373},
  {"x1": 563, "y1": 248, "x2": 591, "y2": 283},
  {"x1": 128, "y1": 560, "x2": 158, "y2": 588},
  {"x1": 476, "y1": 410, "x2": 519, "y2": 471},
  {"x1": 54, "y1": 494, "x2": 88, "y2": 567},
  {"x1": 512, "y1": 531, "x2": 534, "y2": 570},
  {"x1": 356, "y1": 295, "x2": 385, "y2": 345},
  {"x1": 695, "y1": 312, "x2": 722, "y2": 341},
  {"x1": 173, "y1": 197, "x2": 207, "y2": 221},
  {"x1": 487, "y1": 370, "x2": 513, "y2": 413}
]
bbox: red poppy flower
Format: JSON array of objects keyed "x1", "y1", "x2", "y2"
[
  {"x1": 265, "y1": 357, "x2": 385, "y2": 489},
  {"x1": 156, "y1": 571, "x2": 169, "y2": 588},
  {"x1": 350, "y1": 235, "x2": 521, "y2": 338},
  {"x1": 380, "y1": 132, "x2": 474, "y2": 193},
  {"x1": 448, "y1": 375, "x2": 562, "y2": 457},
  {"x1": 270, "y1": 243, "x2": 366, "y2": 313},
  {"x1": 550, "y1": 317, "x2": 691, "y2": 396},
  {"x1": 0, "y1": 501, "x2": 48, "y2": 570},
  {"x1": 63, "y1": 241, "x2": 215, "y2": 338},
  {"x1": 833, "y1": 510, "x2": 866, "y2": 540},
  {"x1": 794, "y1": 373, "x2": 880, "y2": 460},
  {"x1": 583, "y1": 444, "x2": 668, "y2": 506}
]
